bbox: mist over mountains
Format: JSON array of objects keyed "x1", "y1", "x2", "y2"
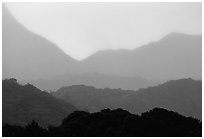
[
  {"x1": 28, "y1": 73, "x2": 161, "y2": 91},
  {"x1": 2, "y1": 3, "x2": 202, "y2": 137},
  {"x1": 2, "y1": 4, "x2": 202, "y2": 91}
]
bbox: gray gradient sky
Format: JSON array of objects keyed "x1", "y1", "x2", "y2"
[{"x1": 6, "y1": 2, "x2": 202, "y2": 60}]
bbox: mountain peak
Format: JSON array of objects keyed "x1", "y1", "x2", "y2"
[{"x1": 160, "y1": 32, "x2": 201, "y2": 41}]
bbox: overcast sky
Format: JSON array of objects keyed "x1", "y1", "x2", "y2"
[{"x1": 6, "y1": 2, "x2": 202, "y2": 60}]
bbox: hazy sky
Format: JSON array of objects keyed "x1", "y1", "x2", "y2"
[{"x1": 6, "y1": 2, "x2": 201, "y2": 60}]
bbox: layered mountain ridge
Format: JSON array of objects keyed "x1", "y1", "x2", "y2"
[
  {"x1": 52, "y1": 78, "x2": 202, "y2": 119},
  {"x1": 3, "y1": 5, "x2": 202, "y2": 87}
]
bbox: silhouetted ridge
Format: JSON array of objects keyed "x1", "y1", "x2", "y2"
[
  {"x1": 3, "y1": 108, "x2": 201, "y2": 137},
  {"x1": 2, "y1": 78, "x2": 77, "y2": 127}
]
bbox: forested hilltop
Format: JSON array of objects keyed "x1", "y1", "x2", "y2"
[{"x1": 3, "y1": 107, "x2": 201, "y2": 137}]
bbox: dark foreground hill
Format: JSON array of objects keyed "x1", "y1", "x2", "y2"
[
  {"x1": 2, "y1": 79, "x2": 77, "y2": 127},
  {"x1": 3, "y1": 108, "x2": 201, "y2": 137},
  {"x1": 52, "y1": 78, "x2": 202, "y2": 119}
]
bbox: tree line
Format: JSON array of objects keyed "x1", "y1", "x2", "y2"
[{"x1": 3, "y1": 107, "x2": 202, "y2": 137}]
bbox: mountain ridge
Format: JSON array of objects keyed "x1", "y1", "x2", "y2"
[
  {"x1": 52, "y1": 78, "x2": 202, "y2": 119},
  {"x1": 80, "y1": 33, "x2": 201, "y2": 79},
  {"x1": 81, "y1": 32, "x2": 201, "y2": 61}
]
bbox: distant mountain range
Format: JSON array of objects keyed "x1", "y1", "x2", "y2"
[
  {"x1": 27, "y1": 73, "x2": 161, "y2": 91},
  {"x1": 80, "y1": 32, "x2": 201, "y2": 80},
  {"x1": 2, "y1": 5, "x2": 202, "y2": 91},
  {"x1": 52, "y1": 78, "x2": 202, "y2": 119},
  {"x1": 2, "y1": 79, "x2": 77, "y2": 127}
]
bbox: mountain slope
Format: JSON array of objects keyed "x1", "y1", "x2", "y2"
[
  {"x1": 2, "y1": 78, "x2": 77, "y2": 127},
  {"x1": 81, "y1": 33, "x2": 202, "y2": 80},
  {"x1": 52, "y1": 78, "x2": 202, "y2": 119},
  {"x1": 2, "y1": 5, "x2": 78, "y2": 80}
]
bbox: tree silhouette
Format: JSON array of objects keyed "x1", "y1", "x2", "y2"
[{"x1": 3, "y1": 108, "x2": 202, "y2": 137}]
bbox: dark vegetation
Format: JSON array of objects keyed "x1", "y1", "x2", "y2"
[{"x1": 3, "y1": 108, "x2": 201, "y2": 137}]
